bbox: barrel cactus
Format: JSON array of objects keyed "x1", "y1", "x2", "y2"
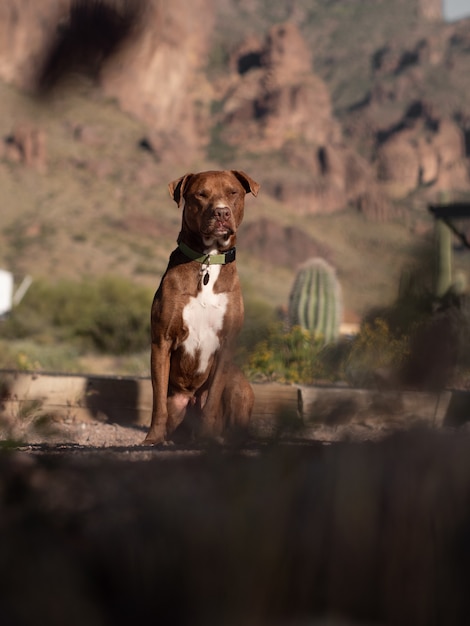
[{"x1": 288, "y1": 258, "x2": 342, "y2": 344}]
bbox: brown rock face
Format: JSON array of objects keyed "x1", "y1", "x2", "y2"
[
  {"x1": 376, "y1": 131, "x2": 421, "y2": 197},
  {"x1": 221, "y1": 22, "x2": 388, "y2": 216},
  {"x1": 240, "y1": 218, "x2": 334, "y2": 268},
  {"x1": 417, "y1": 0, "x2": 442, "y2": 21},
  {"x1": 101, "y1": 0, "x2": 215, "y2": 158},
  {"x1": 223, "y1": 22, "x2": 339, "y2": 150},
  {"x1": 375, "y1": 101, "x2": 468, "y2": 198},
  {"x1": 0, "y1": 0, "x2": 214, "y2": 161},
  {"x1": 3, "y1": 123, "x2": 47, "y2": 172},
  {"x1": 2, "y1": 2, "x2": 466, "y2": 218},
  {"x1": 0, "y1": 1, "x2": 66, "y2": 87}
]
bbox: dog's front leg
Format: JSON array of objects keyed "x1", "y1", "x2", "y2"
[
  {"x1": 199, "y1": 351, "x2": 231, "y2": 439},
  {"x1": 144, "y1": 341, "x2": 171, "y2": 444}
]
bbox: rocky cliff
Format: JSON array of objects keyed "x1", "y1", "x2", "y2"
[
  {"x1": 0, "y1": 0, "x2": 214, "y2": 158},
  {"x1": 0, "y1": 0, "x2": 469, "y2": 216},
  {"x1": 215, "y1": 22, "x2": 390, "y2": 216}
]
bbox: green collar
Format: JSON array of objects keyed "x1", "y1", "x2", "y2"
[{"x1": 178, "y1": 241, "x2": 236, "y2": 265}]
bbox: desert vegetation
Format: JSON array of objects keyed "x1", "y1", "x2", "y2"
[
  {"x1": 2, "y1": 240, "x2": 469, "y2": 390},
  {"x1": 0, "y1": 277, "x2": 152, "y2": 373}
]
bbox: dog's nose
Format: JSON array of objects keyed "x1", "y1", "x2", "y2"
[{"x1": 214, "y1": 207, "x2": 231, "y2": 221}]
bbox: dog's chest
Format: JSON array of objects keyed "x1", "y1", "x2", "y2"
[{"x1": 182, "y1": 265, "x2": 228, "y2": 374}]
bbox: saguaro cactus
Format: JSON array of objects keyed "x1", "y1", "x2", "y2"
[
  {"x1": 434, "y1": 219, "x2": 453, "y2": 298},
  {"x1": 288, "y1": 258, "x2": 342, "y2": 344}
]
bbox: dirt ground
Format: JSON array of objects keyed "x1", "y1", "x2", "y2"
[
  {"x1": 1, "y1": 409, "x2": 145, "y2": 450},
  {"x1": 2, "y1": 404, "x2": 452, "y2": 454}
]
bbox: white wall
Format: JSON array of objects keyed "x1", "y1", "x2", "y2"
[{"x1": 0, "y1": 269, "x2": 14, "y2": 316}]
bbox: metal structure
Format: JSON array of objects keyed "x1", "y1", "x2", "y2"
[
  {"x1": 0, "y1": 271, "x2": 33, "y2": 318},
  {"x1": 428, "y1": 202, "x2": 470, "y2": 250}
]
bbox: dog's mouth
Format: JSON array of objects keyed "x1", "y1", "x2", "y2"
[
  {"x1": 214, "y1": 225, "x2": 232, "y2": 237},
  {"x1": 203, "y1": 222, "x2": 234, "y2": 238},
  {"x1": 202, "y1": 225, "x2": 234, "y2": 248}
]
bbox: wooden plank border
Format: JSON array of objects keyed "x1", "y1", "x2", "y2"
[{"x1": 1, "y1": 370, "x2": 469, "y2": 434}]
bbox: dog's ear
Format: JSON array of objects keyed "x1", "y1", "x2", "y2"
[
  {"x1": 231, "y1": 171, "x2": 260, "y2": 197},
  {"x1": 168, "y1": 174, "x2": 193, "y2": 207}
]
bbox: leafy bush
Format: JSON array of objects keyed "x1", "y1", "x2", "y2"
[
  {"x1": 0, "y1": 277, "x2": 152, "y2": 355},
  {"x1": 341, "y1": 319, "x2": 410, "y2": 387},
  {"x1": 237, "y1": 296, "x2": 278, "y2": 362},
  {"x1": 245, "y1": 324, "x2": 336, "y2": 383},
  {"x1": 0, "y1": 340, "x2": 84, "y2": 372},
  {"x1": 244, "y1": 318, "x2": 413, "y2": 387}
]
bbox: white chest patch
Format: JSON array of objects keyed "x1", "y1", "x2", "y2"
[{"x1": 182, "y1": 265, "x2": 228, "y2": 374}]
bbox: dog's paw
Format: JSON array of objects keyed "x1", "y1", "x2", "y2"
[{"x1": 142, "y1": 431, "x2": 166, "y2": 446}]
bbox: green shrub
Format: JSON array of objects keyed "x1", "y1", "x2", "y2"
[
  {"x1": 342, "y1": 319, "x2": 410, "y2": 387},
  {"x1": 0, "y1": 277, "x2": 152, "y2": 355},
  {"x1": 237, "y1": 296, "x2": 278, "y2": 362},
  {"x1": 245, "y1": 324, "x2": 335, "y2": 383},
  {"x1": 70, "y1": 278, "x2": 151, "y2": 354},
  {"x1": 244, "y1": 319, "x2": 411, "y2": 387},
  {"x1": 0, "y1": 340, "x2": 83, "y2": 372}
]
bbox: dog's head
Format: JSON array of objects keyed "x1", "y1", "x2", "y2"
[{"x1": 169, "y1": 170, "x2": 259, "y2": 251}]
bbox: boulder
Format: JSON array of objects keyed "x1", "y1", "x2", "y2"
[
  {"x1": 375, "y1": 104, "x2": 468, "y2": 198},
  {"x1": 376, "y1": 131, "x2": 421, "y2": 196},
  {"x1": 222, "y1": 22, "x2": 339, "y2": 150},
  {"x1": 3, "y1": 122, "x2": 47, "y2": 172}
]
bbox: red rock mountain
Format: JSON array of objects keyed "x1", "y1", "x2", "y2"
[
  {"x1": 0, "y1": 0, "x2": 469, "y2": 217},
  {"x1": 0, "y1": 0, "x2": 214, "y2": 158}
]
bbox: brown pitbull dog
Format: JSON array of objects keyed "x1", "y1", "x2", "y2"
[{"x1": 144, "y1": 170, "x2": 260, "y2": 444}]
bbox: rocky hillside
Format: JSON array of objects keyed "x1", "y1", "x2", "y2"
[
  {"x1": 0, "y1": 0, "x2": 470, "y2": 319},
  {"x1": 210, "y1": 0, "x2": 470, "y2": 217},
  {"x1": 0, "y1": 0, "x2": 215, "y2": 157},
  {"x1": 1, "y1": 0, "x2": 469, "y2": 211}
]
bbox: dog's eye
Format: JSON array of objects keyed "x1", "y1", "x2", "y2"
[
  {"x1": 196, "y1": 190, "x2": 209, "y2": 199},
  {"x1": 229, "y1": 189, "x2": 238, "y2": 195}
]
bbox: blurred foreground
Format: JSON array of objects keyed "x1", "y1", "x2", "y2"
[{"x1": 1, "y1": 430, "x2": 470, "y2": 625}]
